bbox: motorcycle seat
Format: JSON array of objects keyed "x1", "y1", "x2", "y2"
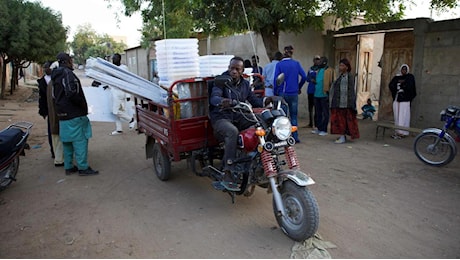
[{"x1": 0, "y1": 128, "x2": 25, "y2": 156}]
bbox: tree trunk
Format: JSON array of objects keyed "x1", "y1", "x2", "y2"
[
  {"x1": 0, "y1": 56, "x2": 11, "y2": 99},
  {"x1": 260, "y1": 25, "x2": 280, "y2": 60},
  {"x1": 0, "y1": 57, "x2": 4, "y2": 99},
  {"x1": 10, "y1": 68, "x2": 17, "y2": 95}
]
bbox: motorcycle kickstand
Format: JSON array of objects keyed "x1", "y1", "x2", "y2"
[{"x1": 226, "y1": 191, "x2": 236, "y2": 204}]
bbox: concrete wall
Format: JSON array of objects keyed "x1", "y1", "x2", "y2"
[{"x1": 413, "y1": 19, "x2": 460, "y2": 128}]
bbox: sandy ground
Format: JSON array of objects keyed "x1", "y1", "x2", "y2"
[{"x1": 0, "y1": 71, "x2": 459, "y2": 258}]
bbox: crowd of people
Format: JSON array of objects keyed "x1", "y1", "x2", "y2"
[{"x1": 253, "y1": 46, "x2": 415, "y2": 143}]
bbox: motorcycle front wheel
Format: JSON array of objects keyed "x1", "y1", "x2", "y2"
[
  {"x1": 0, "y1": 157, "x2": 20, "y2": 191},
  {"x1": 414, "y1": 132, "x2": 456, "y2": 166},
  {"x1": 273, "y1": 180, "x2": 319, "y2": 241}
]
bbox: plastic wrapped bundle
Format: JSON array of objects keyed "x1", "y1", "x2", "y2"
[{"x1": 85, "y1": 57, "x2": 168, "y2": 105}]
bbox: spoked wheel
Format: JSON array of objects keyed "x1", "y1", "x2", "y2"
[
  {"x1": 273, "y1": 181, "x2": 319, "y2": 241},
  {"x1": 414, "y1": 132, "x2": 456, "y2": 166},
  {"x1": 152, "y1": 143, "x2": 171, "y2": 181},
  {"x1": 0, "y1": 157, "x2": 20, "y2": 191}
]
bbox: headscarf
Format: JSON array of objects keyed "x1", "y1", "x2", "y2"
[
  {"x1": 50, "y1": 61, "x2": 59, "y2": 70},
  {"x1": 397, "y1": 64, "x2": 409, "y2": 76}
]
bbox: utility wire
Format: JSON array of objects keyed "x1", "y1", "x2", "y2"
[{"x1": 240, "y1": 0, "x2": 258, "y2": 67}]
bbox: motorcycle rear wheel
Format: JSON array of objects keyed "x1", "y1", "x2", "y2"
[
  {"x1": 273, "y1": 180, "x2": 319, "y2": 241},
  {"x1": 0, "y1": 157, "x2": 19, "y2": 191},
  {"x1": 414, "y1": 132, "x2": 456, "y2": 166}
]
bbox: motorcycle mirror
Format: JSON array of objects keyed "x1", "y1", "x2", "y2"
[
  {"x1": 276, "y1": 73, "x2": 285, "y2": 86},
  {"x1": 214, "y1": 75, "x2": 232, "y2": 88}
]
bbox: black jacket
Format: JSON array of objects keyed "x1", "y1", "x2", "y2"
[
  {"x1": 37, "y1": 76, "x2": 49, "y2": 117},
  {"x1": 51, "y1": 66, "x2": 88, "y2": 120},
  {"x1": 209, "y1": 72, "x2": 264, "y2": 123},
  {"x1": 389, "y1": 73, "x2": 417, "y2": 102}
]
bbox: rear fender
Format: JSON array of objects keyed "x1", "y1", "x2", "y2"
[
  {"x1": 420, "y1": 128, "x2": 457, "y2": 155},
  {"x1": 278, "y1": 170, "x2": 315, "y2": 186}
]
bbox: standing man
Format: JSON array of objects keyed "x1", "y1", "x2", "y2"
[
  {"x1": 311, "y1": 56, "x2": 335, "y2": 136},
  {"x1": 273, "y1": 45, "x2": 307, "y2": 143},
  {"x1": 37, "y1": 62, "x2": 55, "y2": 160},
  {"x1": 262, "y1": 51, "x2": 282, "y2": 97},
  {"x1": 52, "y1": 52, "x2": 98, "y2": 176},
  {"x1": 304, "y1": 55, "x2": 321, "y2": 128},
  {"x1": 109, "y1": 53, "x2": 136, "y2": 135}
]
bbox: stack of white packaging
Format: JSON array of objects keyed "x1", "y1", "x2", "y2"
[
  {"x1": 198, "y1": 55, "x2": 234, "y2": 77},
  {"x1": 155, "y1": 38, "x2": 200, "y2": 87}
]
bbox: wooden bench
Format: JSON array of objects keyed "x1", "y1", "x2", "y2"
[{"x1": 375, "y1": 122, "x2": 422, "y2": 139}]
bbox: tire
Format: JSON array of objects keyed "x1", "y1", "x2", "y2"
[
  {"x1": 273, "y1": 180, "x2": 319, "y2": 241},
  {"x1": 414, "y1": 132, "x2": 456, "y2": 166},
  {"x1": 0, "y1": 157, "x2": 20, "y2": 191},
  {"x1": 152, "y1": 143, "x2": 171, "y2": 181}
]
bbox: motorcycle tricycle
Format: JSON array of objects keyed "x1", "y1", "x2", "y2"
[{"x1": 134, "y1": 76, "x2": 319, "y2": 241}]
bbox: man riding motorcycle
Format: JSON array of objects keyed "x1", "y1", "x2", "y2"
[{"x1": 209, "y1": 56, "x2": 273, "y2": 191}]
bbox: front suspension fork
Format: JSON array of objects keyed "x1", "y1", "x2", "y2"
[
  {"x1": 261, "y1": 145, "x2": 301, "y2": 216},
  {"x1": 261, "y1": 150, "x2": 286, "y2": 216},
  {"x1": 269, "y1": 177, "x2": 286, "y2": 216}
]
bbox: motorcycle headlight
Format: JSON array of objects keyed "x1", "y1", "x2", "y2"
[{"x1": 272, "y1": 116, "x2": 292, "y2": 140}]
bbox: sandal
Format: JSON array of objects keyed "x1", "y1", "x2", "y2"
[{"x1": 391, "y1": 134, "x2": 401, "y2": 139}]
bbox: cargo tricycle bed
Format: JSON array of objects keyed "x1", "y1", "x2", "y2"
[{"x1": 134, "y1": 78, "x2": 219, "y2": 173}]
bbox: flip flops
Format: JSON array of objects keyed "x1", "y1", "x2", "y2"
[{"x1": 391, "y1": 134, "x2": 402, "y2": 139}]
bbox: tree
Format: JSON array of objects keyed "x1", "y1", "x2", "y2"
[
  {"x1": 115, "y1": 0, "x2": 458, "y2": 57},
  {"x1": 70, "y1": 25, "x2": 128, "y2": 65},
  {"x1": 111, "y1": 0, "x2": 196, "y2": 45},
  {"x1": 0, "y1": 0, "x2": 67, "y2": 98}
]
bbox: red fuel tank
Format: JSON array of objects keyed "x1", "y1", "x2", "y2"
[{"x1": 239, "y1": 127, "x2": 258, "y2": 152}]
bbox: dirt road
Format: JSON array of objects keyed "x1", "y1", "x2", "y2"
[{"x1": 0, "y1": 72, "x2": 459, "y2": 258}]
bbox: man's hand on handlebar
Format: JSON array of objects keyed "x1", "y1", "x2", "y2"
[{"x1": 221, "y1": 98, "x2": 235, "y2": 108}]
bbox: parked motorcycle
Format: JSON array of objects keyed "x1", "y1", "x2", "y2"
[
  {"x1": 413, "y1": 106, "x2": 460, "y2": 166},
  {"x1": 0, "y1": 121, "x2": 33, "y2": 191},
  {"x1": 190, "y1": 75, "x2": 319, "y2": 241}
]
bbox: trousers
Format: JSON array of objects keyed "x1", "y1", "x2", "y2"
[{"x1": 63, "y1": 139, "x2": 89, "y2": 170}]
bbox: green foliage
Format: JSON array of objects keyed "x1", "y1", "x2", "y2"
[
  {"x1": 117, "y1": 0, "x2": 197, "y2": 45},
  {"x1": 0, "y1": 0, "x2": 67, "y2": 97},
  {"x1": 70, "y1": 24, "x2": 98, "y2": 65},
  {"x1": 69, "y1": 25, "x2": 128, "y2": 65},
  {"x1": 0, "y1": 0, "x2": 67, "y2": 64}
]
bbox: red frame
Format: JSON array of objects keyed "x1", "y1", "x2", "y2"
[{"x1": 135, "y1": 77, "x2": 219, "y2": 161}]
